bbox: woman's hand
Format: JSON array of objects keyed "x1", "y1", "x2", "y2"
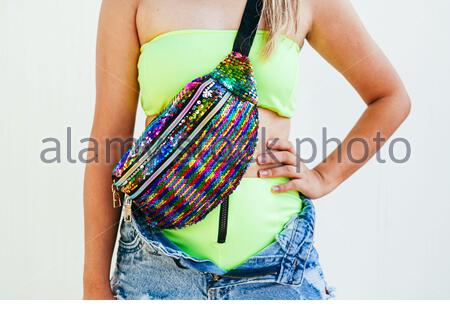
[{"x1": 256, "y1": 138, "x2": 332, "y2": 199}]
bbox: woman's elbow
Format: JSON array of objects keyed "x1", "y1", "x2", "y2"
[{"x1": 396, "y1": 88, "x2": 412, "y2": 122}]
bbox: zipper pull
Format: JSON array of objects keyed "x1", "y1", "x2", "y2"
[
  {"x1": 124, "y1": 196, "x2": 132, "y2": 223},
  {"x1": 217, "y1": 196, "x2": 229, "y2": 243},
  {"x1": 111, "y1": 184, "x2": 122, "y2": 208}
]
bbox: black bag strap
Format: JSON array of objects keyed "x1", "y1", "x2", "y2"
[
  {"x1": 232, "y1": 0, "x2": 264, "y2": 56},
  {"x1": 217, "y1": 0, "x2": 263, "y2": 244}
]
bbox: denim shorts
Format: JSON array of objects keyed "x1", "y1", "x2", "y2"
[{"x1": 110, "y1": 197, "x2": 335, "y2": 300}]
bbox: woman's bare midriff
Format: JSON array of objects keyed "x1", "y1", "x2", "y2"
[{"x1": 145, "y1": 106, "x2": 290, "y2": 178}]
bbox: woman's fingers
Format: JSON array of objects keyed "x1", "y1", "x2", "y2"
[
  {"x1": 257, "y1": 138, "x2": 299, "y2": 168},
  {"x1": 271, "y1": 178, "x2": 313, "y2": 195},
  {"x1": 257, "y1": 150, "x2": 298, "y2": 166},
  {"x1": 258, "y1": 165, "x2": 302, "y2": 179},
  {"x1": 271, "y1": 179, "x2": 302, "y2": 193},
  {"x1": 266, "y1": 138, "x2": 296, "y2": 153}
]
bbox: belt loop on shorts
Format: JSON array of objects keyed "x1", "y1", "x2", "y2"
[{"x1": 276, "y1": 197, "x2": 316, "y2": 286}]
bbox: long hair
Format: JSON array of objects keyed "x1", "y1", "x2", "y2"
[{"x1": 261, "y1": 0, "x2": 301, "y2": 57}]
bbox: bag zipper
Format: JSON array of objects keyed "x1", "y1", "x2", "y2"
[
  {"x1": 130, "y1": 91, "x2": 232, "y2": 199},
  {"x1": 114, "y1": 78, "x2": 215, "y2": 188},
  {"x1": 217, "y1": 196, "x2": 229, "y2": 243},
  {"x1": 123, "y1": 195, "x2": 132, "y2": 223},
  {"x1": 112, "y1": 184, "x2": 122, "y2": 208}
]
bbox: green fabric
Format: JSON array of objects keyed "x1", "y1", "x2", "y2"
[
  {"x1": 137, "y1": 30, "x2": 303, "y2": 271},
  {"x1": 162, "y1": 178, "x2": 303, "y2": 271},
  {"x1": 138, "y1": 29, "x2": 301, "y2": 118}
]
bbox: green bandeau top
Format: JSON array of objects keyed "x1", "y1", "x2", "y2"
[
  {"x1": 136, "y1": 29, "x2": 303, "y2": 271},
  {"x1": 138, "y1": 29, "x2": 301, "y2": 118}
]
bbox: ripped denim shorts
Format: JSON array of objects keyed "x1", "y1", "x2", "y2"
[{"x1": 110, "y1": 197, "x2": 336, "y2": 300}]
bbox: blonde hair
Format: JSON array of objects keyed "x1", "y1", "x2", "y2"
[{"x1": 261, "y1": 0, "x2": 301, "y2": 58}]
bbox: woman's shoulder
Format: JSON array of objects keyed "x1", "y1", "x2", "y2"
[
  {"x1": 101, "y1": 0, "x2": 140, "y2": 12},
  {"x1": 99, "y1": 0, "x2": 141, "y2": 28}
]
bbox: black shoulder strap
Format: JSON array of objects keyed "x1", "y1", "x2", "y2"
[{"x1": 232, "y1": 0, "x2": 264, "y2": 56}]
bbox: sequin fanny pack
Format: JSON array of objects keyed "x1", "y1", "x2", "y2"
[{"x1": 112, "y1": 0, "x2": 263, "y2": 243}]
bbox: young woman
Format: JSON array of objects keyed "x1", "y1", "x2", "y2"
[{"x1": 83, "y1": 0, "x2": 410, "y2": 300}]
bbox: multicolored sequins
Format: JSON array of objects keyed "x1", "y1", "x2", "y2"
[{"x1": 112, "y1": 51, "x2": 259, "y2": 229}]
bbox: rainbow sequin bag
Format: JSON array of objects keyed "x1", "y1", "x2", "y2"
[{"x1": 112, "y1": 0, "x2": 263, "y2": 243}]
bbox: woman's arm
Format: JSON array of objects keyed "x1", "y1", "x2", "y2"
[
  {"x1": 83, "y1": 0, "x2": 140, "y2": 299},
  {"x1": 257, "y1": 0, "x2": 411, "y2": 198}
]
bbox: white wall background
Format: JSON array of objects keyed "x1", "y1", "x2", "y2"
[{"x1": 0, "y1": 0, "x2": 449, "y2": 299}]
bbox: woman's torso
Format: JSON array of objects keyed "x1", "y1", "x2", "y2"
[
  {"x1": 136, "y1": 0, "x2": 309, "y2": 178},
  {"x1": 132, "y1": 0, "x2": 310, "y2": 270}
]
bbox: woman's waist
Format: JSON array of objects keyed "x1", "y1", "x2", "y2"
[
  {"x1": 144, "y1": 108, "x2": 291, "y2": 178},
  {"x1": 160, "y1": 177, "x2": 303, "y2": 271},
  {"x1": 166, "y1": 177, "x2": 303, "y2": 230}
]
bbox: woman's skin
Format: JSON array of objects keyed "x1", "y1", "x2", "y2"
[{"x1": 83, "y1": 0, "x2": 410, "y2": 299}]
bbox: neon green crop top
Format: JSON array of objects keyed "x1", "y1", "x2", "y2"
[
  {"x1": 138, "y1": 29, "x2": 301, "y2": 118},
  {"x1": 137, "y1": 29, "x2": 303, "y2": 271}
]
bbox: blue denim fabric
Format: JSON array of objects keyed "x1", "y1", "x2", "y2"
[{"x1": 110, "y1": 197, "x2": 336, "y2": 300}]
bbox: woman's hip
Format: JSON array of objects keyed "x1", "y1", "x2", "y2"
[{"x1": 110, "y1": 196, "x2": 335, "y2": 299}]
